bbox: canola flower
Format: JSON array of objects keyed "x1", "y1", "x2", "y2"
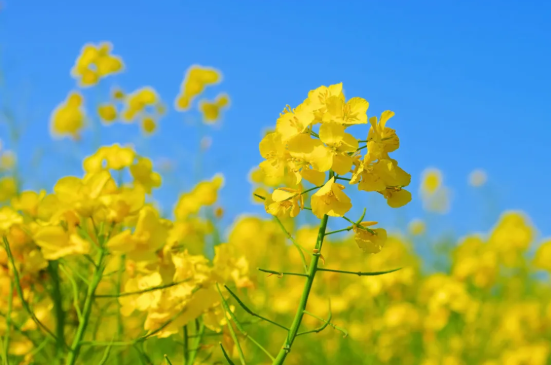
[{"x1": 220, "y1": 81, "x2": 413, "y2": 364}]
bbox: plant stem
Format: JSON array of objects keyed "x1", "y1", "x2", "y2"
[
  {"x1": 64, "y1": 250, "x2": 107, "y2": 365},
  {"x1": 48, "y1": 260, "x2": 66, "y2": 357},
  {"x1": 183, "y1": 326, "x2": 189, "y2": 364},
  {"x1": 186, "y1": 320, "x2": 204, "y2": 365},
  {"x1": 272, "y1": 214, "x2": 329, "y2": 364},
  {"x1": 115, "y1": 255, "x2": 125, "y2": 365},
  {"x1": 2, "y1": 281, "x2": 13, "y2": 365}
]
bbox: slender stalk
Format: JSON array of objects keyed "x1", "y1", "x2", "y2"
[
  {"x1": 95, "y1": 279, "x2": 190, "y2": 298},
  {"x1": 258, "y1": 268, "x2": 308, "y2": 278},
  {"x1": 3, "y1": 237, "x2": 60, "y2": 344},
  {"x1": 273, "y1": 216, "x2": 308, "y2": 273},
  {"x1": 272, "y1": 214, "x2": 330, "y2": 364},
  {"x1": 2, "y1": 281, "x2": 13, "y2": 365},
  {"x1": 186, "y1": 319, "x2": 204, "y2": 365},
  {"x1": 64, "y1": 250, "x2": 107, "y2": 365},
  {"x1": 183, "y1": 326, "x2": 189, "y2": 364},
  {"x1": 115, "y1": 255, "x2": 125, "y2": 365},
  {"x1": 47, "y1": 260, "x2": 66, "y2": 356},
  {"x1": 223, "y1": 306, "x2": 246, "y2": 364},
  {"x1": 317, "y1": 267, "x2": 401, "y2": 276}
]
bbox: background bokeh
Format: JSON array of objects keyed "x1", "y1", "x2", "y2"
[{"x1": 2, "y1": 0, "x2": 550, "y2": 240}]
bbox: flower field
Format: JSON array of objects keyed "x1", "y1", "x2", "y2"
[{"x1": 1, "y1": 5, "x2": 551, "y2": 365}]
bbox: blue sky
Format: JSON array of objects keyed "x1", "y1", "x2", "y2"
[{"x1": 1, "y1": 0, "x2": 550, "y2": 243}]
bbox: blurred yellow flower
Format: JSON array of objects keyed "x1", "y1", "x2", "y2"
[
  {"x1": 175, "y1": 65, "x2": 222, "y2": 111},
  {"x1": 50, "y1": 91, "x2": 86, "y2": 139},
  {"x1": 421, "y1": 168, "x2": 442, "y2": 195},
  {"x1": 199, "y1": 93, "x2": 230, "y2": 123},
  {"x1": 0, "y1": 176, "x2": 17, "y2": 202},
  {"x1": 408, "y1": 219, "x2": 426, "y2": 236},
  {"x1": 71, "y1": 42, "x2": 124, "y2": 87},
  {"x1": 97, "y1": 103, "x2": 118, "y2": 123}
]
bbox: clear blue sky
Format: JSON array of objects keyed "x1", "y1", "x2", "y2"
[{"x1": 1, "y1": 0, "x2": 550, "y2": 242}]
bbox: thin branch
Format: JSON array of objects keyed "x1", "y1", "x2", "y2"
[
  {"x1": 2, "y1": 236, "x2": 62, "y2": 346},
  {"x1": 273, "y1": 216, "x2": 309, "y2": 274},
  {"x1": 59, "y1": 264, "x2": 83, "y2": 321},
  {"x1": 217, "y1": 284, "x2": 275, "y2": 362},
  {"x1": 220, "y1": 343, "x2": 236, "y2": 365},
  {"x1": 303, "y1": 310, "x2": 348, "y2": 338},
  {"x1": 297, "y1": 300, "x2": 332, "y2": 336},
  {"x1": 317, "y1": 267, "x2": 402, "y2": 276},
  {"x1": 258, "y1": 268, "x2": 308, "y2": 278},
  {"x1": 224, "y1": 285, "x2": 289, "y2": 331},
  {"x1": 95, "y1": 279, "x2": 191, "y2": 298}
]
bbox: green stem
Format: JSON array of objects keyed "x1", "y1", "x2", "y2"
[
  {"x1": 3, "y1": 237, "x2": 60, "y2": 344},
  {"x1": 64, "y1": 250, "x2": 107, "y2": 365},
  {"x1": 257, "y1": 268, "x2": 308, "y2": 278},
  {"x1": 115, "y1": 255, "x2": 125, "y2": 365},
  {"x1": 47, "y1": 260, "x2": 66, "y2": 356},
  {"x1": 272, "y1": 214, "x2": 329, "y2": 364},
  {"x1": 2, "y1": 281, "x2": 12, "y2": 365},
  {"x1": 317, "y1": 267, "x2": 401, "y2": 276},
  {"x1": 186, "y1": 320, "x2": 204, "y2": 365},
  {"x1": 183, "y1": 326, "x2": 189, "y2": 364},
  {"x1": 273, "y1": 216, "x2": 308, "y2": 274}
]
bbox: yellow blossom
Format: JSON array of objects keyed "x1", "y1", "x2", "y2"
[
  {"x1": 98, "y1": 103, "x2": 118, "y2": 123},
  {"x1": 50, "y1": 91, "x2": 86, "y2": 139},
  {"x1": 311, "y1": 177, "x2": 352, "y2": 218}
]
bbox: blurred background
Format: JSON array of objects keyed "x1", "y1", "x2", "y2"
[{"x1": 1, "y1": 0, "x2": 549, "y2": 239}]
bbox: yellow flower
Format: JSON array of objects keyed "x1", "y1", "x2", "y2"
[
  {"x1": 50, "y1": 91, "x2": 86, "y2": 139},
  {"x1": 121, "y1": 87, "x2": 159, "y2": 123},
  {"x1": 98, "y1": 103, "x2": 118, "y2": 123},
  {"x1": 141, "y1": 117, "x2": 157, "y2": 134},
  {"x1": 381, "y1": 187, "x2": 412, "y2": 208},
  {"x1": 408, "y1": 219, "x2": 426, "y2": 236},
  {"x1": 111, "y1": 87, "x2": 125, "y2": 100},
  {"x1": 259, "y1": 133, "x2": 288, "y2": 179},
  {"x1": 287, "y1": 134, "x2": 332, "y2": 185},
  {"x1": 421, "y1": 168, "x2": 442, "y2": 195},
  {"x1": 11, "y1": 190, "x2": 46, "y2": 217},
  {"x1": 0, "y1": 206, "x2": 23, "y2": 234},
  {"x1": 534, "y1": 239, "x2": 551, "y2": 272},
  {"x1": 351, "y1": 158, "x2": 410, "y2": 193},
  {"x1": 54, "y1": 170, "x2": 115, "y2": 217},
  {"x1": 34, "y1": 225, "x2": 90, "y2": 260},
  {"x1": 129, "y1": 157, "x2": 162, "y2": 194},
  {"x1": 175, "y1": 65, "x2": 221, "y2": 111},
  {"x1": 71, "y1": 42, "x2": 124, "y2": 87},
  {"x1": 353, "y1": 222, "x2": 387, "y2": 253},
  {"x1": 99, "y1": 185, "x2": 145, "y2": 223},
  {"x1": 318, "y1": 122, "x2": 358, "y2": 174},
  {"x1": 83, "y1": 144, "x2": 136, "y2": 173},
  {"x1": 276, "y1": 103, "x2": 315, "y2": 141},
  {"x1": 307, "y1": 83, "x2": 344, "y2": 118},
  {"x1": 199, "y1": 93, "x2": 230, "y2": 123},
  {"x1": 323, "y1": 96, "x2": 369, "y2": 125},
  {"x1": 366, "y1": 111, "x2": 399, "y2": 159},
  {"x1": 264, "y1": 187, "x2": 303, "y2": 218},
  {"x1": 106, "y1": 206, "x2": 171, "y2": 261},
  {"x1": 174, "y1": 174, "x2": 224, "y2": 220},
  {"x1": 0, "y1": 176, "x2": 17, "y2": 202},
  {"x1": 119, "y1": 272, "x2": 163, "y2": 316},
  {"x1": 311, "y1": 177, "x2": 352, "y2": 218}
]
